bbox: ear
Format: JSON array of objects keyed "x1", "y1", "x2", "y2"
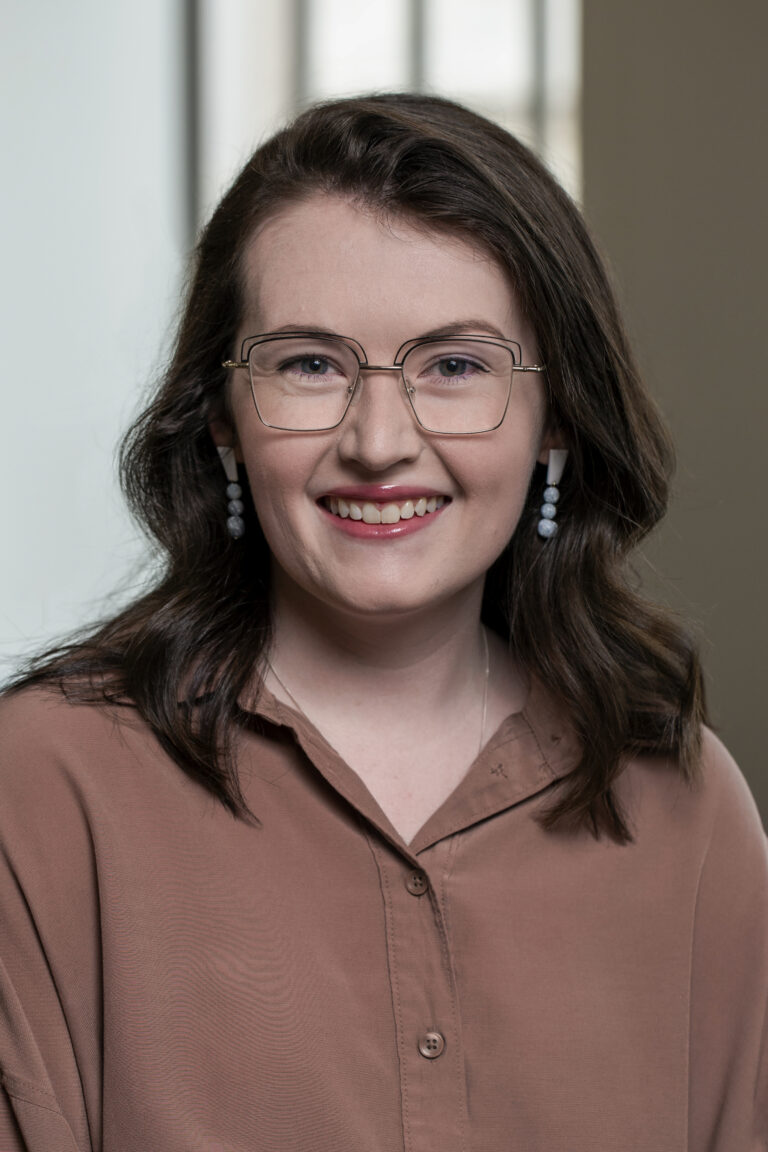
[
  {"x1": 537, "y1": 423, "x2": 567, "y2": 467},
  {"x1": 208, "y1": 418, "x2": 243, "y2": 462}
]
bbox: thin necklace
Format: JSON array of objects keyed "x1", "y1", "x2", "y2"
[
  {"x1": 267, "y1": 627, "x2": 491, "y2": 757},
  {"x1": 479, "y1": 625, "x2": 490, "y2": 754},
  {"x1": 267, "y1": 660, "x2": 306, "y2": 717}
]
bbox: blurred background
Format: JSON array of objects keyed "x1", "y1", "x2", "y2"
[{"x1": 2, "y1": 0, "x2": 766, "y2": 819}]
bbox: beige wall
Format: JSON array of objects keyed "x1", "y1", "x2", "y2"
[{"x1": 582, "y1": 0, "x2": 768, "y2": 820}]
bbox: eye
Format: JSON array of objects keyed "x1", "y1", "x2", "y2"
[
  {"x1": 284, "y1": 355, "x2": 333, "y2": 377},
  {"x1": 420, "y1": 354, "x2": 487, "y2": 383},
  {"x1": 435, "y1": 356, "x2": 477, "y2": 378},
  {"x1": 275, "y1": 349, "x2": 352, "y2": 384},
  {"x1": 249, "y1": 336, "x2": 358, "y2": 390}
]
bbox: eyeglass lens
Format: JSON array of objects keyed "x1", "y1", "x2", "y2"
[{"x1": 246, "y1": 335, "x2": 516, "y2": 433}]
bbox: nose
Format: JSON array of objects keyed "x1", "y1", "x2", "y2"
[{"x1": 336, "y1": 366, "x2": 424, "y2": 471}]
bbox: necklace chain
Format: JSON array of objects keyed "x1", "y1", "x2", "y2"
[
  {"x1": 479, "y1": 625, "x2": 489, "y2": 754},
  {"x1": 267, "y1": 628, "x2": 490, "y2": 757},
  {"x1": 266, "y1": 661, "x2": 305, "y2": 717}
]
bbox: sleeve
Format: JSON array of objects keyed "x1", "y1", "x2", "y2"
[
  {"x1": 0, "y1": 693, "x2": 100, "y2": 1152},
  {"x1": 0, "y1": 953, "x2": 83, "y2": 1152},
  {"x1": 0, "y1": 1087, "x2": 26, "y2": 1150},
  {"x1": 688, "y1": 732, "x2": 768, "y2": 1151},
  {"x1": 0, "y1": 1081, "x2": 80, "y2": 1152}
]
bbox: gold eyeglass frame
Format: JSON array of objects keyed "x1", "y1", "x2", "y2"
[{"x1": 222, "y1": 330, "x2": 546, "y2": 434}]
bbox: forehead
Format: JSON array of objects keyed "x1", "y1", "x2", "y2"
[{"x1": 238, "y1": 194, "x2": 530, "y2": 349}]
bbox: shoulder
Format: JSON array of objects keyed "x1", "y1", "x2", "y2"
[
  {"x1": 614, "y1": 725, "x2": 765, "y2": 847},
  {"x1": 599, "y1": 726, "x2": 767, "y2": 924},
  {"x1": 691, "y1": 728, "x2": 768, "y2": 911},
  {"x1": 0, "y1": 686, "x2": 221, "y2": 939},
  {"x1": 0, "y1": 685, "x2": 146, "y2": 790},
  {"x1": 0, "y1": 682, "x2": 134, "y2": 747},
  {"x1": 697, "y1": 726, "x2": 766, "y2": 847},
  {"x1": 0, "y1": 686, "x2": 194, "y2": 853},
  {"x1": 0, "y1": 687, "x2": 132, "y2": 853},
  {"x1": 691, "y1": 730, "x2": 768, "y2": 923},
  {"x1": 610, "y1": 728, "x2": 768, "y2": 946}
]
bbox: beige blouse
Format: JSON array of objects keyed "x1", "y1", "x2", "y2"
[{"x1": 0, "y1": 682, "x2": 766, "y2": 1151}]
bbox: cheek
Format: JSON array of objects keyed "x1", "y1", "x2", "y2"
[
  {"x1": 239, "y1": 439, "x2": 319, "y2": 536},
  {"x1": 453, "y1": 427, "x2": 541, "y2": 502},
  {"x1": 244, "y1": 463, "x2": 290, "y2": 529},
  {"x1": 458, "y1": 439, "x2": 541, "y2": 554},
  {"x1": 487, "y1": 480, "x2": 534, "y2": 552}
]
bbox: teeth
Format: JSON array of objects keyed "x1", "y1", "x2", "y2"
[
  {"x1": 380, "y1": 504, "x2": 400, "y2": 524},
  {"x1": 325, "y1": 495, "x2": 446, "y2": 523}
]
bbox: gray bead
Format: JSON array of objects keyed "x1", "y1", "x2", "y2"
[
  {"x1": 540, "y1": 503, "x2": 557, "y2": 519},
  {"x1": 543, "y1": 486, "x2": 560, "y2": 503},
  {"x1": 537, "y1": 518, "x2": 558, "y2": 539},
  {"x1": 227, "y1": 515, "x2": 245, "y2": 539},
  {"x1": 227, "y1": 499, "x2": 244, "y2": 515},
  {"x1": 226, "y1": 482, "x2": 243, "y2": 500}
]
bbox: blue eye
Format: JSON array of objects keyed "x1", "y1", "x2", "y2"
[
  {"x1": 438, "y1": 357, "x2": 471, "y2": 377},
  {"x1": 290, "y1": 356, "x2": 330, "y2": 375}
]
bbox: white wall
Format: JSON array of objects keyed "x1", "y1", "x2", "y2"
[
  {"x1": 0, "y1": 1, "x2": 186, "y2": 674},
  {"x1": 197, "y1": 0, "x2": 296, "y2": 222}
]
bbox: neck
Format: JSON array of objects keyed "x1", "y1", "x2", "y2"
[{"x1": 267, "y1": 570, "x2": 489, "y2": 718}]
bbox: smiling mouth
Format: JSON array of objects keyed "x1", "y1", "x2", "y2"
[{"x1": 321, "y1": 495, "x2": 448, "y2": 524}]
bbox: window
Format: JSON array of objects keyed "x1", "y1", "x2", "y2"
[{"x1": 194, "y1": 0, "x2": 581, "y2": 229}]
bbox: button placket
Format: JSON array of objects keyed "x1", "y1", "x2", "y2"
[{"x1": 364, "y1": 836, "x2": 468, "y2": 1151}]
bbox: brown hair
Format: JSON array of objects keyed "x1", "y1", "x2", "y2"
[{"x1": 9, "y1": 93, "x2": 706, "y2": 842}]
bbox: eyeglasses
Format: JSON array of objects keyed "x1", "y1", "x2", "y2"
[{"x1": 222, "y1": 331, "x2": 546, "y2": 435}]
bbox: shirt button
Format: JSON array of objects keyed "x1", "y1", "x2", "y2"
[
  {"x1": 418, "y1": 1031, "x2": 445, "y2": 1059},
  {"x1": 405, "y1": 869, "x2": 429, "y2": 896}
]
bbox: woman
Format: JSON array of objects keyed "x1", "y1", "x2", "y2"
[{"x1": 1, "y1": 94, "x2": 765, "y2": 1150}]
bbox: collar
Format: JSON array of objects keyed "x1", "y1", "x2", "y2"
[{"x1": 236, "y1": 676, "x2": 580, "y2": 858}]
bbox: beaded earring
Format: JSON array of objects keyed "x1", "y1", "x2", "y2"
[
  {"x1": 216, "y1": 446, "x2": 245, "y2": 539},
  {"x1": 537, "y1": 448, "x2": 568, "y2": 539}
]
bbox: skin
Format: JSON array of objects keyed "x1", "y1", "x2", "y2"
[{"x1": 214, "y1": 194, "x2": 560, "y2": 841}]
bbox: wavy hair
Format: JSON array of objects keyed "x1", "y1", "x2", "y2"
[{"x1": 9, "y1": 93, "x2": 706, "y2": 842}]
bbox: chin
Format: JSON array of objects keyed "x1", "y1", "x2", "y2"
[
  {"x1": 322, "y1": 581, "x2": 466, "y2": 621},
  {"x1": 330, "y1": 592, "x2": 429, "y2": 618}
]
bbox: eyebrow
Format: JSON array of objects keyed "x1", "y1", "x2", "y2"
[{"x1": 261, "y1": 319, "x2": 511, "y2": 340}]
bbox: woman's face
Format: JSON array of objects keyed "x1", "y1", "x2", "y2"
[{"x1": 221, "y1": 194, "x2": 554, "y2": 621}]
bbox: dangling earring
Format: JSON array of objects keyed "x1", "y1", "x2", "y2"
[
  {"x1": 217, "y1": 446, "x2": 245, "y2": 539},
  {"x1": 537, "y1": 448, "x2": 568, "y2": 539}
]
